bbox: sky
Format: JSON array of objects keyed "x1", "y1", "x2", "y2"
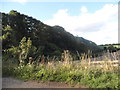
[{"x1": 0, "y1": 0, "x2": 118, "y2": 45}]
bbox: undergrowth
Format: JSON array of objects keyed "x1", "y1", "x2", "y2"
[
  {"x1": 2, "y1": 50, "x2": 120, "y2": 88},
  {"x1": 3, "y1": 62, "x2": 119, "y2": 88}
]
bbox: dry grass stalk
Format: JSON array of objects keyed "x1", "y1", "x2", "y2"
[
  {"x1": 61, "y1": 50, "x2": 73, "y2": 64},
  {"x1": 35, "y1": 50, "x2": 119, "y2": 72},
  {"x1": 41, "y1": 55, "x2": 45, "y2": 64}
]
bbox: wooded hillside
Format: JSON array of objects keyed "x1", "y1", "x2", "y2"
[{"x1": 1, "y1": 10, "x2": 101, "y2": 59}]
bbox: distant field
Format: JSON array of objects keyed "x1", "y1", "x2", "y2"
[
  {"x1": 113, "y1": 45, "x2": 120, "y2": 48},
  {"x1": 99, "y1": 44, "x2": 120, "y2": 49}
]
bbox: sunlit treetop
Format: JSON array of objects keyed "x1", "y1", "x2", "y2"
[{"x1": 9, "y1": 10, "x2": 20, "y2": 16}]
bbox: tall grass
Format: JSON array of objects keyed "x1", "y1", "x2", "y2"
[{"x1": 2, "y1": 50, "x2": 120, "y2": 88}]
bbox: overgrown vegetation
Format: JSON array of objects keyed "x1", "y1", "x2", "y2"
[
  {"x1": 1, "y1": 10, "x2": 120, "y2": 88},
  {"x1": 3, "y1": 50, "x2": 120, "y2": 88}
]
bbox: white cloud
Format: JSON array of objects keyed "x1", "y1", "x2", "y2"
[
  {"x1": 80, "y1": 6, "x2": 88, "y2": 13},
  {"x1": 44, "y1": 4, "x2": 118, "y2": 45}
]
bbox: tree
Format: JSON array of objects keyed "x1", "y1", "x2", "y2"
[
  {"x1": 1, "y1": 26, "x2": 12, "y2": 40},
  {"x1": 5, "y1": 37, "x2": 37, "y2": 66},
  {"x1": 107, "y1": 45, "x2": 117, "y2": 52},
  {"x1": 19, "y1": 37, "x2": 34, "y2": 66},
  {"x1": 9, "y1": 10, "x2": 20, "y2": 16},
  {"x1": 1, "y1": 26, "x2": 14, "y2": 49}
]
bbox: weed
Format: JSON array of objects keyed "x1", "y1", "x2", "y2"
[{"x1": 2, "y1": 50, "x2": 119, "y2": 88}]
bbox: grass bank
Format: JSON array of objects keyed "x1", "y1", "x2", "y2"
[{"x1": 2, "y1": 51, "x2": 120, "y2": 88}]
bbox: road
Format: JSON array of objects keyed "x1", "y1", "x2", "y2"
[{"x1": 2, "y1": 77, "x2": 86, "y2": 88}]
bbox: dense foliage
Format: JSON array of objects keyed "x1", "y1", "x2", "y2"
[{"x1": 1, "y1": 10, "x2": 101, "y2": 60}]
